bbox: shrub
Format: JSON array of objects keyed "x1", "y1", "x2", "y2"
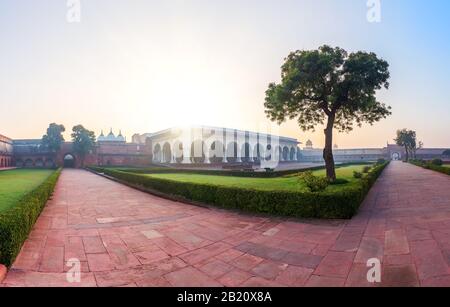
[
  {"x1": 376, "y1": 158, "x2": 386, "y2": 165},
  {"x1": 89, "y1": 162, "x2": 389, "y2": 220},
  {"x1": 353, "y1": 171, "x2": 363, "y2": 179},
  {"x1": 299, "y1": 171, "x2": 329, "y2": 192},
  {"x1": 0, "y1": 169, "x2": 61, "y2": 267},
  {"x1": 329, "y1": 178, "x2": 350, "y2": 185},
  {"x1": 362, "y1": 166, "x2": 371, "y2": 173},
  {"x1": 90, "y1": 162, "x2": 371, "y2": 179},
  {"x1": 431, "y1": 159, "x2": 443, "y2": 166},
  {"x1": 409, "y1": 160, "x2": 450, "y2": 176}
]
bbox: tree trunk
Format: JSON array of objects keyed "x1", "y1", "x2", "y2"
[
  {"x1": 404, "y1": 145, "x2": 409, "y2": 162},
  {"x1": 323, "y1": 115, "x2": 337, "y2": 181}
]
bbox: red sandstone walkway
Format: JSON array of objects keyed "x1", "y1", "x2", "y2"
[{"x1": 2, "y1": 162, "x2": 450, "y2": 287}]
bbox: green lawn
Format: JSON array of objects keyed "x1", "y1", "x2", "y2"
[
  {"x1": 0, "y1": 169, "x2": 54, "y2": 212},
  {"x1": 144, "y1": 164, "x2": 370, "y2": 192}
]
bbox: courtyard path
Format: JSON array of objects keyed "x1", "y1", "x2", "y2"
[{"x1": 2, "y1": 162, "x2": 450, "y2": 287}]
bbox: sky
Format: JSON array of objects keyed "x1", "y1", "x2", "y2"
[{"x1": 0, "y1": 0, "x2": 449, "y2": 148}]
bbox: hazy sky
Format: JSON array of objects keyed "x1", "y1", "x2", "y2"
[{"x1": 1, "y1": 0, "x2": 449, "y2": 148}]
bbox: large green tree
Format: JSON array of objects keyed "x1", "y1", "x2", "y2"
[
  {"x1": 42, "y1": 123, "x2": 66, "y2": 153},
  {"x1": 395, "y1": 129, "x2": 420, "y2": 161},
  {"x1": 265, "y1": 45, "x2": 391, "y2": 181},
  {"x1": 71, "y1": 125, "x2": 96, "y2": 167}
]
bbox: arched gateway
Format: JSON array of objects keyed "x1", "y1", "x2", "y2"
[{"x1": 63, "y1": 154, "x2": 76, "y2": 168}]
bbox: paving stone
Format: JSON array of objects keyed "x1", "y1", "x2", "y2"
[
  {"x1": 281, "y1": 252, "x2": 323, "y2": 269},
  {"x1": 86, "y1": 254, "x2": 115, "y2": 272},
  {"x1": 381, "y1": 264, "x2": 419, "y2": 287},
  {"x1": 314, "y1": 251, "x2": 355, "y2": 278},
  {"x1": 217, "y1": 269, "x2": 253, "y2": 287},
  {"x1": 198, "y1": 259, "x2": 234, "y2": 279},
  {"x1": 305, "y1": 275, "x2": 346, "y2": 287},
  {"x1": 4, "y1": 164, "x2": 450, "y2": 287},
  {"x1": 251, "y1": 260, "x2": 288, "y2": 280},
  {"x1": 83, "y1": 236, "x2": 106, "y2": 254},
  {"x1": 275, "y1": 265, "x2": 313, "y2": 286},
  {"x1": 39, "y1": 246, "x2": 64, "y2": 273},
  {"x1": 236, "y1": 241, "x2": 289, "y2": 261},
  {"x1": 385, "y1": 229, "x2": 410, "y2": 255},
  {"x1": 354, "y1": 237, "x2": 384, "y2": 264},
  {"x1": 164, "y1": 267, "x2": 222, "y2": 287},
  {"x1": 230, "y1": 254, "x2": 265, "y2": 271}
]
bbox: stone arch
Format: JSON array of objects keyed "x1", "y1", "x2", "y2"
[
  {"x1": 226, "y1": 142, "x2": 238, "y2": 163},
  {"x1": 241, "y1": 143, "x2": 251, "y2": 163},
  {"x1": 0, "y1": 158, "x2": 3, "y2": 168},
  {"x1": 45, "y1": 158, "x2": 55, "y2": 168},
  {"x1": 276, "y1": 146, "x2": 282, "y2": 161},
  {"x1": 153, "y1": 143, "x2": 161, "y2": 163},
  {"x1": 24, "y1": 159, "x2": 34, "y2": 168},
  {"x1": 296, "y1": 148, "x2": 302, "y2": 161},
  {"x1": 63, "y1": 154, "x2": 76, "y2": 168},
  {"x1": 282, "y1": 147, "x2": 289, "y2": 161},
  {"x1": 209, "y1": 141, "x2": 224, "y2": 163},
  {"x1": 265, "y1": 144, "x2": 274, "y2": 161},
  {"x1": 290, "y1": 147, "x2": 296, "y2": 161},
  {"x1": 173, "y1": 141, "x2": 184, "y2": 163},
  {"x1": 253, "y1": 144, "x2": 265, "y2": 162},
  {"x1": 190, "y1": 140, "x2": 206, "y2": 163},
  {"x1": 35, "y1": 158, "x2": 44, "y2": 168},
  {"x1": 162, "y1": 142, "x2": 172, "y2": 164},
  {"x1": 392, "y1": 152, "x2": 401, "y2": 161}
]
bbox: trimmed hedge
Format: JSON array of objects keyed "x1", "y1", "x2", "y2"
[
  {"x1": 0, "y1": 169, "x2": 61, "y2": 267},
  {"x1": 90, "y1": 162, "x2": 373, "y2": 179},
  {"x1": 410, "y1": 160, "x2": 450, "y2": 176},
  {"x1": 89, "y1": 162, "x2": 389, "y2": 220}
]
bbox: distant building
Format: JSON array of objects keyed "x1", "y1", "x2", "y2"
[
  {"x1": 133, "y1": 126, "x2": 301, "y2": 165},
  {"x1": 1, "y1": 129, "x2": 152, "y2": 169},
  {"x1": 1, "y1": 127, "x2": 449, "y2": 169},
  {"x1": 304, "y1": 140, "x2": 314, "y2": 150},
  {"x1": 0, "y1": 134, "x2": 13, "y2": 168}
]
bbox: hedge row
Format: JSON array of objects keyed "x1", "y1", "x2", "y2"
[
  {"x1": 90, "y1": 162, "x2": 372, "y2": 179},
  {"x1": 0, "y1": 169, "x2": 61, "y2": 267},
  {"x1": 410, "y1": 161, "x2": 450, "y2": 176},
  {"x1": 89, "y1": 162, "x2": 389, "y2": 220}
]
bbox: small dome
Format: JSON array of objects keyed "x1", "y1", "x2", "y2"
[
  {"x1": 105, "y1": 129, "x2": 116, "y2": 141},
  {"x1": 116, "y1": 130, "x2": 125, "y2": 142},
  {"x1": 97, "y1": 130, "x2": 106, "y2": 142},
  {"x1": 306, "y1": 140, "x2": 313, "y2": 146}
]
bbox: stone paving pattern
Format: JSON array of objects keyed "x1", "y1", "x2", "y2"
[{"x1": 2, "y1": 162, "x2": 450, "y2": 287}]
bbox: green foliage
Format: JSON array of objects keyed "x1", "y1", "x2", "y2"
[
  {"x1": 0, "y1": 169, "x2": 55, "y2": 212},
  {"x1": 264, "y1": 45, "x2": 391, "y2": 180},
  {"x1": 376, "y1": 158, "x2": 386, "y2": 165},
  {"x1": 90, "y1": 162, "x2": 389, "y2": 220},
  {"x1": 329, "y1": 178, "x2": 350, "y2": 185},
  {"x1": 353, "y1": 171, "x2": 363, "y2": 179},
  {"x1": 410, "y1": 160, "x2": 450, "y2": 176},
  {"x1": 299, "y1": 171, "x2": 329, "y2": 192},
  {"x1": 0, "y1": 169, "x2": 61, "y2": 267},
  {"x1": 362, "y1": 166, "x2": 372, "y2": 173},
  {"x1": 395, "y1": 129, "x2": 421, "y2": 161},
  {"x1": 92, "y1": 162, "x2": 372, "y2": 179},
  {"x1": 41, "y1": 123, "x2": 65, "y2": 153},
  {"x1": 431, "y1": 159, "x2": 443, "y2": 166},
  {"x1": 71, "y1": 125, "x2": 96, "y2": 166}
]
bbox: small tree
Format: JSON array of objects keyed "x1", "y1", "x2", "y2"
[
  {"x1": 265, "y1": 45, "x2": 391, "y2": 181},
  {"x1": 395, "y1": 129, "x2": 419, "y2": 161},
  {"x1": 71, "y1": 125, "x2": 96, "y2": 167},
  {"x1": 42, "y1": 123, "x2": 65, "y2": 154}
]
